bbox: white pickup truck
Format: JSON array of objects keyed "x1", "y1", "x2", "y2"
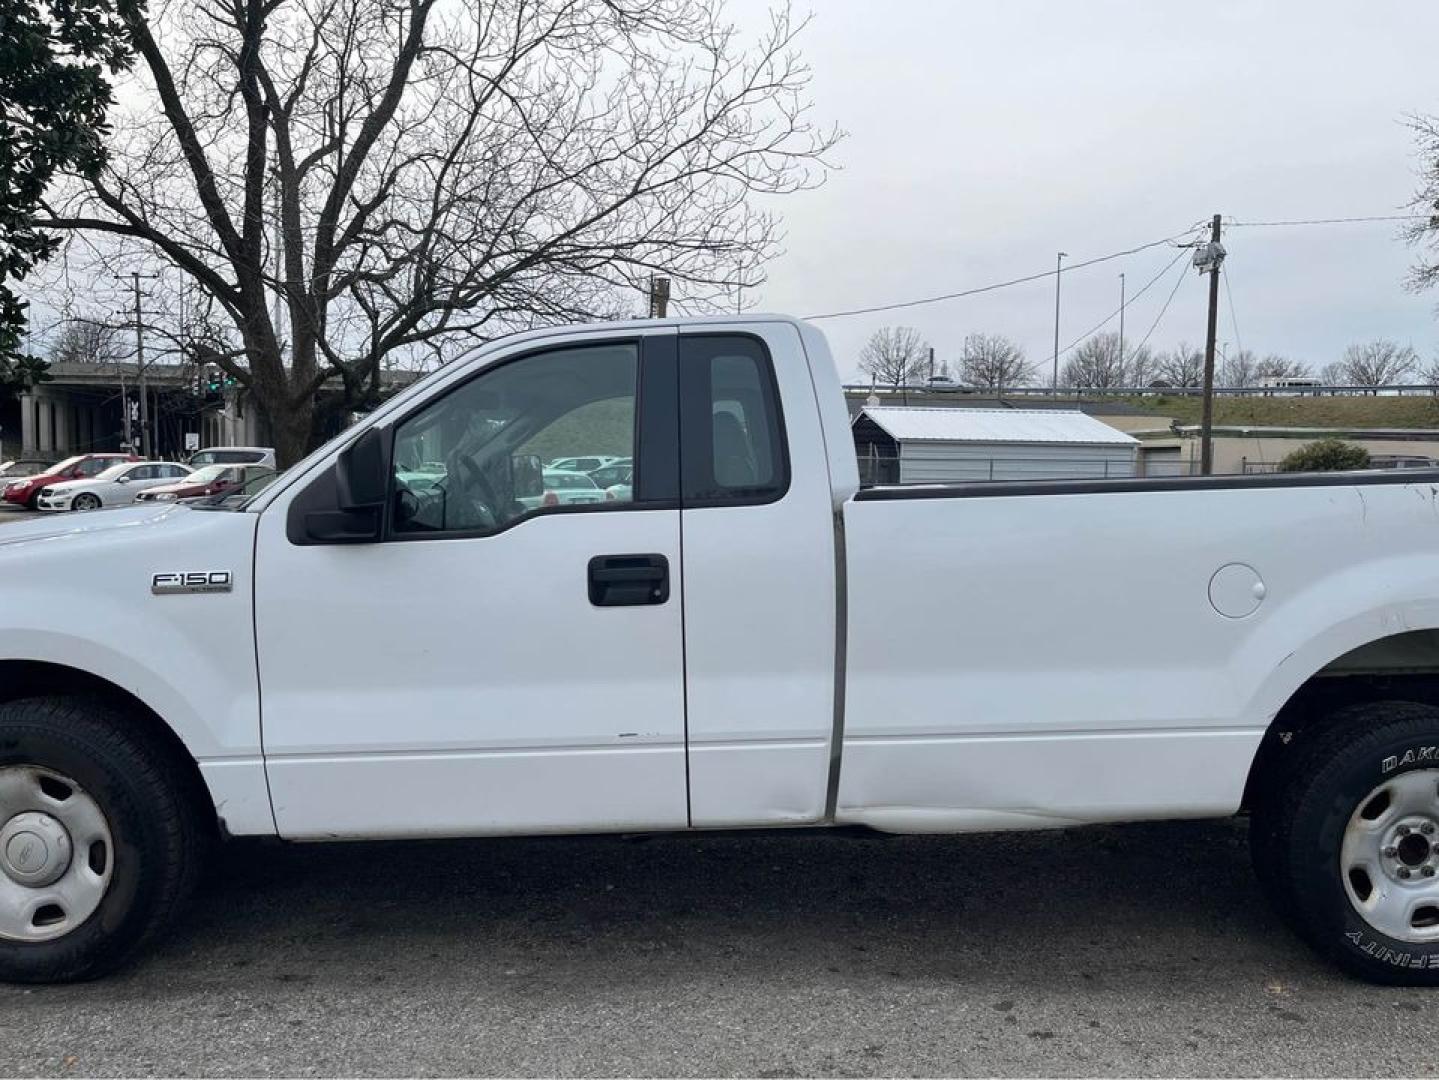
[{"x1": 4, "y1": 316, "x2": 1439, "y2": 985}]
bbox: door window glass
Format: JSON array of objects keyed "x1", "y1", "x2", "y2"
[
  {"x1": 392, "y1": 343, "x2": 638, "y2": 536},
  {"x1": 679, "y1": 336, "x2": 788, "y2": 505}
]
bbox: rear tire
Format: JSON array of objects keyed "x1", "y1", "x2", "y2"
[
  {"x1": 0, "y1": 697, "x2": 208, "y2": 983},
  {"x1": 1252, "y1": 699, "x2": 1439, "y2": 985}
]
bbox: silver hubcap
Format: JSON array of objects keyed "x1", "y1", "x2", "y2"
[
  {"x1": 1343, "y1": 768, "x2": 1439, "y2": 943},
  {"x1": 0, "y1": 767, "x2": 113, "y2": 942}
]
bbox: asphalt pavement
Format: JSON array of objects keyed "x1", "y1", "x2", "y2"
[{"x1": 0, "y1": 820, "x2": 1436, "y2": 1077}]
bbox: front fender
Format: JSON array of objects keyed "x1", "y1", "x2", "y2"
[{"x1": 0, "y1": 506, "x2": 273, "y2": 834}]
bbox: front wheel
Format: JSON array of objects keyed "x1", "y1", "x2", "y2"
[
  {"x1": 1253, "y1": 700, "x2": 1439, "y2": 984},
  {"x1": 0, "y1": 697, "x2": 208, "y2": 982},
  {"x1": 71, "y1": 493, "x2": 100, "y2": 511}
]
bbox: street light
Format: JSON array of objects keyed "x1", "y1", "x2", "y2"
[
  {"x1": 1118, "y1": 272, "x2": 1126, "y2": 376},
  {"x1": 1051, "y1": 252, "x2": 1068, "y2": 390}
]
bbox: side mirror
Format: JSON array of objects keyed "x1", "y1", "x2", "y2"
[
  {"x1": 115, "y1": 476, "x2": 131, "y2": 484},
  {"x1": 336, "y1": 427, "x2": 388, "y2": 510},
  {"x1": 305, "y1": 427, "x2": 388, "y2": 543}
]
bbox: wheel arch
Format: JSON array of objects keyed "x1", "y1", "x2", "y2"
[
  {"x1": 0, "y1": 660, "x2": 219, "y2": 839},
  {"x1": 1243, "y1": 629, "x2": 1439, "y2": 809}
]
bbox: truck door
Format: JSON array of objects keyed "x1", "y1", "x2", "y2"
[
  {"x1": 677, "y1": 326, "x2": 841, "y2": 827},
  {"x1": 253, "y1": 329, "x2": 689, "y2": 838}
]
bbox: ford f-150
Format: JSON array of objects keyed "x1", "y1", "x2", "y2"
[{"x1": 3, "y1": 316, "x2": 1439, "y2": 984}]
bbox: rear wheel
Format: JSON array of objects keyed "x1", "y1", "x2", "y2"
[
  {"x1": 71, "y1": 493, "x2": 100, "y2": 511},
  {"x1": 1252, "y1": 700, "x2": 1439, "y2": 984},
  {"x1": 0, "y1": 697, "x2": 208, "y2": 982}
]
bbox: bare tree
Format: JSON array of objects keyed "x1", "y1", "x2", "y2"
[
  {"x1": 1062, "y1": 332, "x2": 1127, "y2": 389},
  {"x1": 50, "y1": 319, "x2": 123, "y2": 366},
  {"x1": 1406, "y1": 114, "x2": 1439, "y2": 296},
  {"x1": 1339, "y1": 340, "x2": 1418, "y2": 388},
  {"x1": 958, "y1": 333, "x2": 1032, "y2": 392},
  {"x1": 1125, "y1": 343, "x2": 1156, "y2": 387},
  {"x1": 36, "y1": 0, "x2": 839, "y2": 464},
  {"x1": 1218, "y1": 347, "x2": 1259, "y2": 388},
  {"x1": 1153, "y1": 343, "x2": 1204, "y2": 387},
  {"x1": 859, "y1": 326, "x2": 929, "y2": 388},
  {"x1": 1254, "y1": 353, "x2": 1311, "y2": 383},
  {"x1": 1420, "y1": 352, "x2": 1439, "y2": 388}
]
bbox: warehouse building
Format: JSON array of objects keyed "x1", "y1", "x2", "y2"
[{"x1": 852, "y1": 406, "x2": 1141, "y2": 485}]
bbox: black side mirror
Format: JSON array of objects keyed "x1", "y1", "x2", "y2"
[
  {"x1": 304, "y1": 427, "x2": 388, "y2": 543},
  {"x1": 337, "y1": 427, "x2": 388, "y2": 510}
]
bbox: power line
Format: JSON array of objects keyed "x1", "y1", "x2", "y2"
[
  {"x1": 1227, "y1": 213, "x2": 1427, "y2": 228},
  {"x1": 1222, "y1": 264, "x2": 1243, "y2": 361},
  {"x1": 1055, "y1": 246, "x2": 1189, "y2": 360},
  {"x1": 1131, "y1": 253, "x2": 1191, "y2": 357},
  {"x1": 803, "y1": 230, "x2": 1196, "y2": 321}
]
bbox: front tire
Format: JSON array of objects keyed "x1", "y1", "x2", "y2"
[
  {"x1": 1253, "y1": 700, "x2": 1439, "y2": 984},
  {"x1": 0, "y1": 697, "x2": 207, "y2": 982},
  {"x1": 71, "y1": 493, "x2": 101, "y2": 511}
]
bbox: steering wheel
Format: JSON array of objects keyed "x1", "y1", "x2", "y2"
[{"x1": 452, "y1": 453, "x2": 504, "y2": 529}]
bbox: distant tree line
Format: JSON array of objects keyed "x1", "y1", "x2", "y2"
[{"x1": 858, "y1": 326, "x2": 1439, "y2": 392}]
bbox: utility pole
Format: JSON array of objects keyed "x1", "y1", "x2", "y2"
[
  {"x1": 1051, "y1": 251, "x2": 1067, "y2": 392},
  {"x1": 648, "y1": 277, "x2": 671, "y2": 319},
  {"x1": 927, "y1": 346, "x2": 935, "y2": 383},
  {"x1": 1118, "y1": 272, "x2": 1126, "y2": 376},
  {"x1": 131, "y1": 272, "x2": 150, "y2": 458},
  {"x1": 1197, "y1": 214, "x2": 1225, "y2": 476}
]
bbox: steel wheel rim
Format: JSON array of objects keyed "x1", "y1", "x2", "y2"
[
  {"x1": 0, "y1": 766, "x2": 113, "y2": 943},
  {"x1": 1342, "y1": 768, "x2": 1439, "y2": 943}
]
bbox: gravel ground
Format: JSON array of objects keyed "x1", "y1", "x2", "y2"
[{"x1": 0, "y1": 820, "x2": 1436, "y2": 1077}]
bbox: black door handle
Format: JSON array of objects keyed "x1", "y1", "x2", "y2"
[{"x1": 588, "y1": 553, "x2": 669, "y2": 606}]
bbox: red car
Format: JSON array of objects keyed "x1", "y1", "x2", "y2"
[
  {"x1": 134, "y1": 464, "x2": 275, "y2": 503},
  {"x1": 2, "y1": 453, "x2": 139, "y2": 510}
]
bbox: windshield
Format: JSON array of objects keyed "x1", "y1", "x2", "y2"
[
  {"x1": 191, "y1": 449, "x2": 265, "y2": 465},
  {"x1": 93, "y1": 463, "x2": 133, "y2": 482},
  {"x1": 50, "y1": 455, "x2": 87, "y2": 474},
  {"x1": 184, "y1": 465, "x2": 230, "y2": 485},
  {"x1": 544, "y1": 471, "x2": 596, "y2": 490},
  {"x1": 191, "y1": 468, "x2": 279, "y2": 512}
]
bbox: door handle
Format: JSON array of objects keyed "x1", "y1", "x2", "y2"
[{"x1": 588, "y1": 554, "x2": 669, "y2": 607}]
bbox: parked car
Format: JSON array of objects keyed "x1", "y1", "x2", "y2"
[
  {"x1": 0, "y1": 459, "x2": 52, "y2": 479},
  {"x1": 515, "y1": 468, "x2": 606, "y2": 510},
  {"x1": 36, "y1": 461, "x2": 193, "y2": 512},
  {"x1": 547, "y1": 454, "x2": 623, "y2": 474},
  {"x1": 135, "y1": 464, "x2": 274, "y2": 503},
  {"x1": 1, "y1": 453, "x2": 139, "y2": 509},
  {"x1": 1370, "y1": 454, "x2": 1439, "y2": 470},
  {"x1": 588, "y1": 460, "x2": 633, "y2": 489},
  {"x1": 13, "y1": 316, "x2": 1439, "y2": 986},
  {"x1": 187, "y1": 446, "x2": 276, "y2": 468},
  {"x1": 601, "y1": 465, "x2": 633, "y2": 503}
]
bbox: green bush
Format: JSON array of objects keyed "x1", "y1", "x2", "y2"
[{"x1": 1277, "y1": 438, "x2": 1371, "y2": 473}]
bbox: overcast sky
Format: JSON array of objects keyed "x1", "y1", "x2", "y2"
[{"x1": 728, "y1": 0, "x2": 1439, "y2": 383}]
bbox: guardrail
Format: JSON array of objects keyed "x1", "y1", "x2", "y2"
[{"x1": 845, "y1": 384, "x2": 1439, "y2": 399}]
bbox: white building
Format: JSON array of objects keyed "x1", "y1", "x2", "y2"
[{"x1": 851, "y1": 406, "x2": 1140, "y2": 485}]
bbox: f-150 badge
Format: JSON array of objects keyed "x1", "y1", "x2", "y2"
[{"x1": 151, "y1": 571, "x2": 233, "y2": 595}]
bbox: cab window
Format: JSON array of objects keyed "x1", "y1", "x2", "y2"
[{"x1": 391, "y1": 343, "x2": 637, "y2": 536}]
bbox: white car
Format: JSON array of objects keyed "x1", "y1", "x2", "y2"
[
  {"x1": 10, "y1": 315, "x2": 1439, "y2": 986},
  {"x1": 35, "y1": 461, "x2": 193, "y2": 511},
  {"x1": 187, "y1": 446, "x2": 276, "y2": 468},
  {"x1": 516, "y1": 469, "x2": 606, "y2": 510},
  {"x1": 547, "y1": 454, "x2": 623, "y2": 474}
]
